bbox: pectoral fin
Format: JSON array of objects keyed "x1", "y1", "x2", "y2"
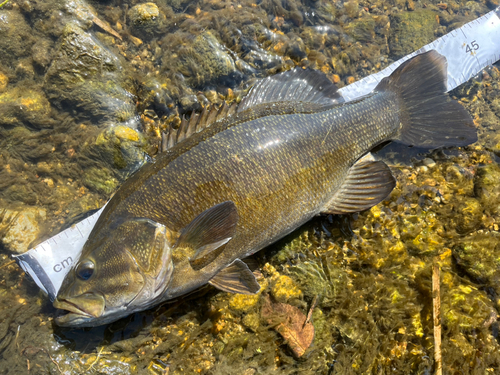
[
  {"x1": 175, "y1": 201, "x2": 239, "y2": 271},
  {"x1": 322, "y1": 153, "x2": 395, "y2": 214},
  {"x1": 208, "y1": 259, "x2": 261, "y2": 294}
]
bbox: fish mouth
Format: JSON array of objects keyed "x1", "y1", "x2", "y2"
[{"x1": 53, "y1": 293, "x2": 105, "y2": 327}]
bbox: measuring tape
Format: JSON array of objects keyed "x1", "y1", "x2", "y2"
[
  {"x1": 14, "y1": 6, "x2": 500, "y2": 300},
  {"x1": 340, "y1": 6, "x2": 500, "y2": 100}
]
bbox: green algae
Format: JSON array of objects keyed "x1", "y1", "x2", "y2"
[{"x1": 388, "y1": 9, "x2": 439, "y2": 58}]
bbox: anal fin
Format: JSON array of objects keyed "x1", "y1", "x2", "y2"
[
  {"x1": 323, "y1": 153, "x2": 395, "y2": 214},
  {"x1": 208, "y1": 259, "x2": 261, "y2": 295}
]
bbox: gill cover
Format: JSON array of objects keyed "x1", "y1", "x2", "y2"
[{"x1": 54, "y1": 218, "x2": 174, "y2": 327}]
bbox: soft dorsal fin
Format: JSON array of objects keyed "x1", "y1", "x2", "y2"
[
  {"x1": 322, "y1": 153, "x2": 396, "y2": 214},
  {"x1": 208, "y1": 259, "x2": 261, "y2": 294},
  {"x1": 237, "y1": 68, "x2": 343, "y2": 113},
  {"x1": 161, "y1": 102, "x2": 238, "y2": 152},
  {"x1": 174, "y1": 201, "x2": 239, "y2": 271}
]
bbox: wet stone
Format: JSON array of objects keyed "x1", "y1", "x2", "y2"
[
  {"x1": 474, "y1": 163, "x2": 500, "y2": 215},
  {"x1": 270, "y1": 274, "x2": 303, "y2": 303},
  {"x1": 44, "y1": 22, "x2": 136, "y2": 124},
  {"x1": 453, "y1": 197, "x2": 482, "y2": 234},
  {"x1": 422, "y1": 158, "x2": 436, "y2": 168},
  {"x1": 178, "y1": 31, "x2": 241, "y2": 88},
  {"x1": 128, "y1": 3, "x2": 164, "y2": 37},
  {"x1": 63, "y1": 0, "x2": 98, "y2": 29},
  {"x1": 0, "y1": 9, "x2": 36, "y2": 75},
  {"x1": 241, "y1": 312, "x2": 260, "y2": 332},
  {"x1": 0, "y1": 86, "x2": 51, "y2": 128},
  {"x1": 79, "y1": 125, "x2": 146, "y2": 180},
  {"x1": 345, "y1": 16, "x2": 376, "y2": 43},
  {"x1": 229, "y1": 294, "x2": 260, "y2": 313},
  {"x1": 31, "y1": 38, "x2": 53, "y2": 69},
  {"x1": 0, "y1": 71, "x2": 7, "y2": 92},
  {"x1": 388, "y1": 9, "x2": 438, "y2": 58},
  {"x1": 0, "y1": 205, "x2": 46, "y2": 254},
  {"x1": 453, "y1": 232, "x2": 500, "y2": 295},
  {"x1": 82, "y1": 166, "x2": 119, "y2": 195}
]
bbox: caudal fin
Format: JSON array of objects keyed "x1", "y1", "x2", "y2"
[{"x1": 375, "y1": 50, "x2": 477, "y2": 149}]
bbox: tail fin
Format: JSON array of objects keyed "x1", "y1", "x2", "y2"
[{"x1": 376, "y1": 50, "x2": 477, "y2": 148}]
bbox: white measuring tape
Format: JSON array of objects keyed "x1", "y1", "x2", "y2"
[
  {"x1": 14, "y1": 7, "x2": 500, "y2": 301},
  {"x1": 340, "y1": 6, "x2": 500, "y2": 100}
]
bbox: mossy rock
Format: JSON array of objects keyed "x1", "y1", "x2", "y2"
[
  {"x1": 44, "y1": 22, "x2": 136, "y2": 123},
  {"x1": 453, "y1": 231, "x2": 500, "y2": 294},
  {"x1": 82, "y1": 166, "x2": 119, "y2": 195},
  {"x1": 474, "y1": 163, "x2": 500, "y2": 214},
  {"x1": 80, "y1": 125, "x2": 146, "y2": 175},
  {"x1": 0, "y1": 10, "x2": 36, "y2": 74},
  {"x1": 345, "y1": 16, "x2": 376, "y2": 43},
  {"x1": 176, "y1": 31, "x2": 241, "y2": 88},
  {"x1": 0, "y1": 205, "x2": 47, "y2": 254},
  {"x1": 389, "y1": 9, "x2": 438, "y2": 58},
  {"x1": 128, "y1": 3, "x2": 165, "y2": 37},
  {"x1": 440, "y1": 271, "x2": 495, "y2": 331},
  {"x1": 0, "y1": 87, "x2": 51, "y2": 128},
  {"x1": 453, "y1": 197, "x2": 483, "y2": 234},
  {"x1": 45, "y1": 22, "x2": 119, "y2": 87}
]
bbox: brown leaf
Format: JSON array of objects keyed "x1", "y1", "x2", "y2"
[{"x1": 261, "y1": 295, "x2": 315, "y2": 358}]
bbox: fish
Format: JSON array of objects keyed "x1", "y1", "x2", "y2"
[{"x1": 53, "y1": 51, "x2": 476, "y2": 327}]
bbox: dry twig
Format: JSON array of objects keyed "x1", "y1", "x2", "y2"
[
  {"x1": 21, "y1": 346, "x2": 63, "y2": 374},
  {"x1": 432, "y1": 261, "x2": 442, "y2": 375}
]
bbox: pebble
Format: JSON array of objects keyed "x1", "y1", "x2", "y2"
[
  {"x1": 0, "y1": 72, "x2": 8, "y2": 92},
  {"x1": 423, "y1": 158, "x2": 436, "y2": 168}
]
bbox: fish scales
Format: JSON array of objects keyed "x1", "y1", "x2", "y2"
[
  {"x1": 103, "y1": 93, "x2": 397, "y2": 293},
  {"x1": 53, "y1": 51, "x2": 477, "y2": 326}
]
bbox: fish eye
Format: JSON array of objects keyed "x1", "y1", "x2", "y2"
[{"x1": 76, "y1": 260, "x2": 95, "y2": 281}]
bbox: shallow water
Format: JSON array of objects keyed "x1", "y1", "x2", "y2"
[{"x1": 1, "y1": 0, "x2": 500, "y2": 373}]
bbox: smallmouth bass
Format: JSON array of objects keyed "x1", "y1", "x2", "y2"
[{"x1": 54, "y1": 51, "x2": 476, "y2": 327}]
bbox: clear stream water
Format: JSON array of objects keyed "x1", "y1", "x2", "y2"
[{"x1": 0, "y1": 0, "x2": 500, "y2": 374}]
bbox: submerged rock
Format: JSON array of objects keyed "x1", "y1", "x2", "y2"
[
  {"x1": 474, "y1": 163, "x2": 500, "y2": 215},
  {"x1": 177, "y1": 31, "x2": 241, "y2": 88},
  {"x1": 0, "y1": 72, "x2": 7, "y2": 92},
  {"x1": 78, "y1": 125, "x2": 146, "y2": 194},
  {"x1": 388, "y1": 9, "x2": 438, "y2": 58},
  {"x1": 0, "y1": 205, "x2": 46, "y2": 254},
  {"x1": 453, "y1": 197, "x2": 482, "y2": 234},
  {"x1": 128, "y1": 3, "x2": 164, "y2": 37},
  {"x1": 345, "y1": 16, "x2": 376, "y2": 43},
  {"x1": 82, "y1": 166, "x2": 119, "y2": 195},
  {"x1": 453, "y1": 231, "x2": 500, "y2": 296},
  {"x1": 44, "y1": 22, "x2": 136, "y2": 124},
  {"x1": 0, "y1": 10, "x2": 36, "y2": 76},
  {"x1": 271, "y1": 274, "x2": 303, "y2": 303},
  {"x1": 0, "y1": 86, "x2": 51, "y2": 128}
]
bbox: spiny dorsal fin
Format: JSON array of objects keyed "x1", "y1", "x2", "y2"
[
  {"x1": 238, "y1": 68, "x2": 343, "y2": 113},
  {"x1": 208, "y1": 259, "x2": 261, "y2": 294},
  {"x1": 161, "y1": 102, "x2": 238, "y2": 152},
  {"x1": 160, "y1": 68, "x2": 342, "y2": 152},
  {"x1": 322, "y1": 153, "x2": 396, "y2": 214}
]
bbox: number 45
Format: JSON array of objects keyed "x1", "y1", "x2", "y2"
[{"x1": 465, "y1": 40, "x2": 479, "y2": 54}]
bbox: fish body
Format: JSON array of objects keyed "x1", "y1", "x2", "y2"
[{"x1": 54, "y1": 51, "x2": 476, "y2": 326}]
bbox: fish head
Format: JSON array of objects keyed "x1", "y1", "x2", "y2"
[{"x1": 54, "y1": 218, "x2": 174, "y2": 327}]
